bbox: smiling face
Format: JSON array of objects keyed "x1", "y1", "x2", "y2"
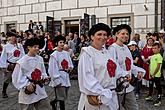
[
  {"x1": 28, "y1": 45, "x2": 40, "y2": 56},
  {"x1": 147, "y1": 38, "x2": 154, "y2": 46},
  {"x1": 91, "y1": 30, "x2": 108, "y2": 49},
  {"x1": 130, "y1": 44, "x2": 137, "y2": 51},
  {"x1": 152, "y1": 45, "x2": 160, "y2": 54},
  {"x1": 116, "y1": 29, "x2": 129, "y2": 44},
  {"x1": 57, "y1": 40, "x2": 65, "y2": 49}
]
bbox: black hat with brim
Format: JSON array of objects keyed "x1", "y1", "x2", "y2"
[
  {"x1": 6, "y1": 29, "x2": 18, "y2": 37},
  {"x1": 88, "y1": 23, "x2": 111, "y2": 38},
  {"x1": 113, "y1": 24, "x2": 132, "y2": 35},
  {"x1": 24, "y1": 37, "x2": 44, "y2": 49}
]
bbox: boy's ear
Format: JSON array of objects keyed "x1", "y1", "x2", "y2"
[{"x1": 91, "y1": 35, "x2": 94, "y2": 41}]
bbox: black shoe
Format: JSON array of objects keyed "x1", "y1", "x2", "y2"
[
  {"x1": 2, "y1": 92, "x2": 8, "y2": 98},
  {"x1": 50, "y1": 100, "x2": 57, "y2": 110}
]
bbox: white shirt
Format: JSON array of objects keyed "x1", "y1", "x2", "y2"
[
  {"x1": 78, "y1": 46, "x2": 128, "y2": 110},
  {"x1": 137, "y1": 40, "x2": 146, "y2": 50},
  {"x1": 12, "y1": 55, "x2": 48, "y2": 104},
  {"x1": 48, "y1": 50, "x2": 73, "y2": 87},
  {"x1": 109, "y1": 43, "x2": 145, "y2": 93},
  {"x1": 0, "y1": 43, "x2": 25, "y2": 68}
]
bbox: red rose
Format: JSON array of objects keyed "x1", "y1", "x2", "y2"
[
  {"x1": 107, "y1": 59, "x2": 117, "y2": 77},
  {"x1": 14, "y1": 49, "x2": 20, "y2": 57},
  {"x1": 61, "y1": 59, "x2": 69, "y2": 70},
  {"x1": 31, "y1": 68, "x2": 41, "y2": 81},
  {"x1": 125, "y1": 57, "x2": 131, "y2": 71}
]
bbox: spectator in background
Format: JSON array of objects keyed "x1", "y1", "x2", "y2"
[
  {"x1": 33, "y1": 22, "x2": 39, "y2": 33},
  {"x1": 73, "y1": 32, "x2": 81, "y2": 53},
  {"x1": 46, "y1": 33, "x2": 54, "y2": 54},
  {"x1": 128, "y1": 41, "x2": 142, "y2": 99},
  {"x1": 133, "y1": 34, "x2": 145, "y2": 50},
  {"x1": 63, "y1": 44, "x2": 75, "y2": 59},
  {"x1": 141, "y1": 37, "x2": 154, "y2": 87},
  {"x1": 56, "y1": 31, "x2": 61, "y2": 36},
  {"x1": 162, "y1": 37, "x2": 165, "y2": 81},
  {"x1": 159, "y1": 29, "x2": 165, "y2": 80},
  {"x1": 38, "y1": 21, "x2": 44, "y2": 32},
  {"x1": 0, "y1": 32, "x2": 7, "y2": 45},
  {"x1": 151, "y1": 32, "x2": 159, "y2": 42},
  {"x1": 78, "y1": 34, "x2": 89, "y2": 51},
  {"x1": 146, "y1": 32, "x2": 152, "y2": 40},
  {"x1": 158, "y1": 29, "x2": 165, "y2": 54},
  {"x1": 145, "y1": 43, "x2": 163, "y2": 107},
  {"x1": 65, "y1": 35, "x2": 70, "y2": 44},
  {"x1": 68, "y1": 32, "x2": 76, "y2": 53},
  {"x1": 28, "y1": 20, "x2": 34, "y2": 33}
]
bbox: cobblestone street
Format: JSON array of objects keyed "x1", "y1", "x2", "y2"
[{"x1": 0, "y1": 70, "x2": 165, "y2": 110}]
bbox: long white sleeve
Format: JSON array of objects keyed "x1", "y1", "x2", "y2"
[
  {"x1": 78, "y1": 51, "x2": 112, "y2": 105},
  {"x1": 0, "y1": 46, "x2": 7, "y2": 68},
  {"x1": 12, "y1": 64, "x2": 29, "y2": 90},
  {"x1": 40, "y1": 58, "x2": 48, "y2": 79},
  {"x1": 19, "y1": 44, "x2": 25, "y2": 58},
  {"x1": 132, "y1": 65, "x2": 146, "y2": 77},
  {"x1": 48, "y1": 55, "x2": 61, "y2": 87}
]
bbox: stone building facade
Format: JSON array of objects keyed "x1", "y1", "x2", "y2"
[{"x1": 0, "y1": 0, "x2": 162, "y2": 35}]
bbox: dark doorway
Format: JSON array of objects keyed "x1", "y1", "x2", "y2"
[{"x1": 65, "y1": 20, "x2": 79, "y2": 35}]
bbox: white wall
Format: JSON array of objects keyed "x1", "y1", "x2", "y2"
[{"x1": 0, "y1": 0, "x2": 162, "y2": 33}]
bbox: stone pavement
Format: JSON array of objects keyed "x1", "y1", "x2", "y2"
[{"x1": 0, "y1": 70, "x2": 165, "y2": 110}]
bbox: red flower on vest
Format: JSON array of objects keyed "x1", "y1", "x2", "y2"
[
  {"x1": 31, "y1": 68, "x2": 41, "y2": 81},
  {"x1": 61, "y1": 59, "x2": 69, "y2": 70},
  {"x1": 107, "y1": 59, "x2": 117, "y2": 77},
  {"x1": 125, "y1": 57, "x2": 131, "y2": 71},
  {"x1": 13, "y1": 49, "x2": 20, "y2": 57}
]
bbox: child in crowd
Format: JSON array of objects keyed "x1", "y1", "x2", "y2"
[{"x1": 145, "y1": 43, "x2": 163, "y2": 107}]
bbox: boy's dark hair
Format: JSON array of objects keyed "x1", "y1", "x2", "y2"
[
  {"x1": 152, "y1": 32, "x2": 159, "y2": 41},
  {"x1": 153, "y1": 42, "x2": 161, "y2": 48},
  {"x1": 147, "y1": 32, "x2": 152, "y2": 37},
  {"x1": 80, "y1": 34, "x2": 87, "y2": 40}
]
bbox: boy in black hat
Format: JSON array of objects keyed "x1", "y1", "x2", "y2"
[
  {"x1": 109, "y1": 24, "x2": 146, "y2": 110},
  {"x1": 12, "y1": 37, "x2": 51, "y2": 110},
  {"x1": 0, "y1": 29, "x2": 25, "y2": 98}
]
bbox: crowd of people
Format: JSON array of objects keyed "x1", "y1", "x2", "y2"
[{"x1": 0, "y1": 20, "x2": 165, "y2": 110}]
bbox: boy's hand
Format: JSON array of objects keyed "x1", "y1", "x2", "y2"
[
  {"x1": 150, "y1": 75, "x2": 155, "y2": 78},
  {"x1": 25, "y1": 83, "x2": 36, "y2": 95},
  {"x1": 137, "y1": 72, "x2": 143, "y2": 80},
  {"x1": 143, "y1": 59, "x2": 148, "y2": 63}
]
